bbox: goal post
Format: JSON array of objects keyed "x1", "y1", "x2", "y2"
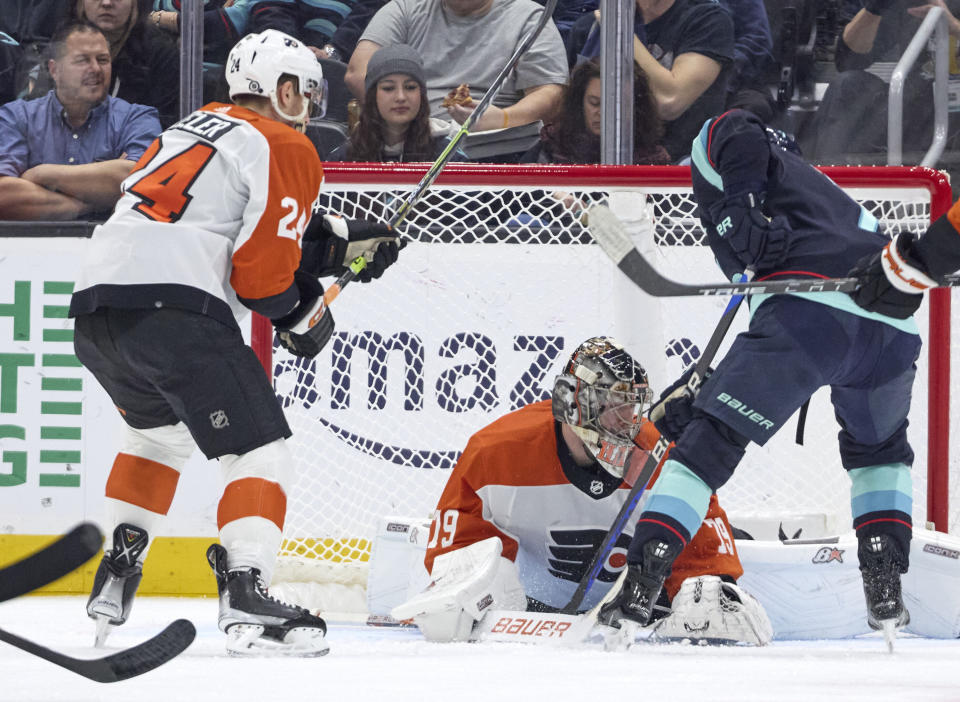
[{"x1": 251, "y1": 163, "x2": 954, "y2": 603}]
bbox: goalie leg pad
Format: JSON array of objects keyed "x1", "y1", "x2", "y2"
[
  {"x1": 391, "y1": 537, "x2": 527, "y2": 642},
  {"x1": 652, "y1": 576, "x2": 773, "y2": 646}
]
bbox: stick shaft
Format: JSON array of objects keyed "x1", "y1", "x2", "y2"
[{"x1": 325, "y1": 0, "x2": 560, "y2": 298}]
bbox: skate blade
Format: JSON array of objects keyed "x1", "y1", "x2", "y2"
[
  {"x1": 92, "y1": 615, "x2": 115, "y2": 648},
  {"x1": 881, "y1": 619, "x2": 898, "y2": 654},
  {"x1": 225, "y1": 624, "x2": 330, "y2": 657}
]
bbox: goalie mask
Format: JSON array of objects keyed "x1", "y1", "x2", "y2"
[
  {"x1": 226, "y1": 29, "x2": 326, "y2": 132},
  {"x1": 551, "y1": 337, "x2": 652, "y2": 478}
]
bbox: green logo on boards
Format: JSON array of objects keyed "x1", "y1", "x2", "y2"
[{"x1": 0, "y1": 281, "x2": 82, "y2": 488}]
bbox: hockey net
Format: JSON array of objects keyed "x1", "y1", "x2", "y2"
[{"x1": 253, "y1": 163, "x2": 955, "y2": 611}]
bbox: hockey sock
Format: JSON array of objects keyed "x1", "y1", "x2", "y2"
[
  {"x1": 629, "y1": 459, "x2": 712, "y2": 562},
  {"x1": 849, "y1": 463, "x2": 913, "y2": 564}
]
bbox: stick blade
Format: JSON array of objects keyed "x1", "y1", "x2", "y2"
[
  {"x1": 585, "y1": 204, "x2": 634, "y2": 265},
  {"x1": 0, "y1": 522, "x2": 103, "y2": 602},
  {"x1": 94, "y1": 619, "x2": 196, "y2": 682}
]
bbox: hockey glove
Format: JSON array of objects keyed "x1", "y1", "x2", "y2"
[
  {"x1": 648, "y1": 365, "x2": 713, "y2": 442},
  {"x1": 714, "y1": 193, "x2": 791, "y2": 271},
  {"x1": 848, "y1": 232, "x2": 937, "y2": 319},
  {"x1": 305, "y1": 214, "x2": 399, "y2": 282},
  {"x1": 271, "y1": 271, "x2": 335, "y2": 358}
]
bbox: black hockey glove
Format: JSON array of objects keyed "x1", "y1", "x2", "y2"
[
  {"x1": 861, "y1": 0, "x2": 897, "y2": 16},
  {"x1": 304, "y1": 214, "x2": 399, "y2": 282},
  {"x1": 848, "y1": 232, "x2": 938, "y2": 319},
  {"x1": 271, "y1": 271, "x2": 335, "y2": 358},
  {"x1": 714, "y1": 193, "x2": 791, "y2": 272},
  {"x1": 647, "y1": 365, "x2": 713, "y2": 442}
]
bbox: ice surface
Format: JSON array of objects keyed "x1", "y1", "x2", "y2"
[{"x1": 2, "y1": 596, "x2": 960, "y2": 702}]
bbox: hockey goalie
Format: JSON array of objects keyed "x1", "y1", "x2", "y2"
[{"x1": 391, "y1": 337, "x2": 772, "y2": 646}]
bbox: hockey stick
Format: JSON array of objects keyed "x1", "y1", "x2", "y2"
[
  {"x1": 587, "y1": 204, "x2": 960, "y2": 297},
  {"x1": 559, "y1": 276, "x2": 751, "y2": 615},
  {"x1": 319, "y1": 0, "x2": 560, "y2": 307},
  {"x1": 0, "y1": 522, "x2": 102, "y2": 603},
  {"x1": 0, "y1": 619, "x2": 196, "y2": 683}
]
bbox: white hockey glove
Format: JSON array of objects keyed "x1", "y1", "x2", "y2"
[
  {"x1": 390, "y1": 537, "x2": 527, "y2": 642},
  {"x1": 652, "y1": 576, "x2": 773, "y2": 646},
  {"x1": 306, "y1": 214, "x2": 399, "y2": 282},
  {"x1": 271, "y1": 271, "x2": 335, "y2": 358}
]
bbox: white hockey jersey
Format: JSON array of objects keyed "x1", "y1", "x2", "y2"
[
  {"x1": 70, "y1": 103, "x2": 324, "y2": 328},
  {"x1": 425, "y1": 401, "x2": 743, "y2": 611}
]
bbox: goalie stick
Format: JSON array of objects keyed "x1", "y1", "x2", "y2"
[
  {"x1": 318, "y1": 0, "x2": 560, "y2": 308},
  {"x1": 586, "y1": 204, "x2": 960, "y2": 297},
  {"x1": 0, "y1": 522, "x2": 102, "y2": 603},
  {"x1": 559, "y1": 275, "x2": 751, "y2": 615},
  {"x1": 0, "y1": 619, "x2": 196, "y2": 683}
]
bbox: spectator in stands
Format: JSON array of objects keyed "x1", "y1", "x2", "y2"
[
  {"x1": 328, "y1": 44, "x2": 468, "y2": 162},
  {"x1": 718, "y1": 0, "x2": 775, "y2": 122},
  {"x1": 244, "y1": 0, "x2": 361, "y2": 59},
  {"x1": 520, "y1": 58, "x2": 669, "y2": 164},
  {"x1": 344, "y1": 0, "x2": 568, "y2": 135},
  {"x1": 0, "y1": 32, "x2": 23, "y2": 105},
  {"x1": 567, "y1": 0, "x2": 734, "y2": 161},
  {"x1": 802, "y1": 0, "x2": 960, "y2": 164},
  {"x1": 71, "y1": 0, "x2": 180, "y2": 127},
  {"x1": 318, "y1": 0, "x2": 385, "y2": 62},
  {"x1": 0, "y1": 0, "x2": 73, "y2": 98},
  {"x1": 0, "y1": 22, "x2": 161, "y2": 221},
  {"x1": 908, "y1": 0, "x2": 960, "y2": 35},
  {"x1": 150, "y1": 0, "x2": 251, "y2": 64}
]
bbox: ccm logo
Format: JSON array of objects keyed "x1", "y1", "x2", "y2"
[{"x1": 489, "y1": 617, "x2": 572, "y2": 638}]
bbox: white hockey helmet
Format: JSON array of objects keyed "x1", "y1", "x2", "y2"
[
  {"x1": 551, "y1": 337, "x2": 653, "y2": 478},
  {"x1": 226, "y1": 29, "x2": 325, "y2": 130}
]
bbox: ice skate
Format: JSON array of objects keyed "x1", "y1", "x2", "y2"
[
  {"x1": 207, "y1": 543, "x2": 329, "y2": 657},
  {"x1": 859, "y1": 534, "x2": 909, "y2": 653},
  {"x1": 589, "y1": 539, "x2": 675, "y2": 649},
  {"x1": 86, "y1": 523, "x2": 148, "y2": 647}
]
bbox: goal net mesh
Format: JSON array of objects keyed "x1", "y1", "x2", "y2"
[{"x1": 259, "y1": 164, "x2": 955, "y2": 605}]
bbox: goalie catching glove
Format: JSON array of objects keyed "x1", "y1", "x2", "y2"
[
  {"x1": 712, "y1": 193, "x2": 790, "y2": 271},
  {"x1": 652, "y1": 575, "x2": 773, "y2": 646},
  {"x1": 849, "y1": 204, "x2": 960, "y2": 319},
  {"x1": 271, "y1": 270, "x2": 334, "y2": 358},
  {"x1": 390, "y1": 537, "x2": 526, "y2": 642},
  {"x1": 648, "y1": 365, "x2": 713, "y2": 442},
  {"x1": 304, "y1": 214, "x2": 399, "y2": 282}
]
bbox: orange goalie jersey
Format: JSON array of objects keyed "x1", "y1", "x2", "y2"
[
  {"x1": 424, "y1": 401, "x2": 743, "y2": 611},
  {"x1": 70, "y1": 103, "x2": 324, "y2": 329}
]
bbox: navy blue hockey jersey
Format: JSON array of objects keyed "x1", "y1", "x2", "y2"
[{"x1": 690, "y1": 109, "x2": 890, "y2": 283}]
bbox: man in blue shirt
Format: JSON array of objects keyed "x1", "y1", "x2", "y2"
[{"x1": 0, "y1": 21, "x2": 160, "y2": 221}]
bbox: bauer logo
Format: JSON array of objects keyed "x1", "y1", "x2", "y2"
[
  {"x1": 923, "y1": 544, "x2": 960, "y2": 559},
  {"x1": 488, "y1": 616, "x2": 572, "y2": 638},
  {"x1": 476, "y1": 594, "x2": 493, "y2": 612},
  {"x1": 716, "y1": 393, "x2": 774, "y2": 430},
  {"x1": 812, "y1": 547, "x2": 844, "y2": 564}
]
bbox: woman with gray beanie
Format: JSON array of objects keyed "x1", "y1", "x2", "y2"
[{"x1": 329, "y1": 44, "x2": 467, "y2": 162}]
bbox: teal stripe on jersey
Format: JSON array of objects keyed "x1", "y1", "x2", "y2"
[
  {"x1": 644, "y1": 459, "x2": 712, "y2": 538},
  {"x1": 748, "y1": 290, "x2": 919, "y2": 334},
  {"x1": 691, "y1": 120, "x2": 723, "y2": 192},
  {"x1": 858, "y1": 206, "x2": 879, "y2": 232}
]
